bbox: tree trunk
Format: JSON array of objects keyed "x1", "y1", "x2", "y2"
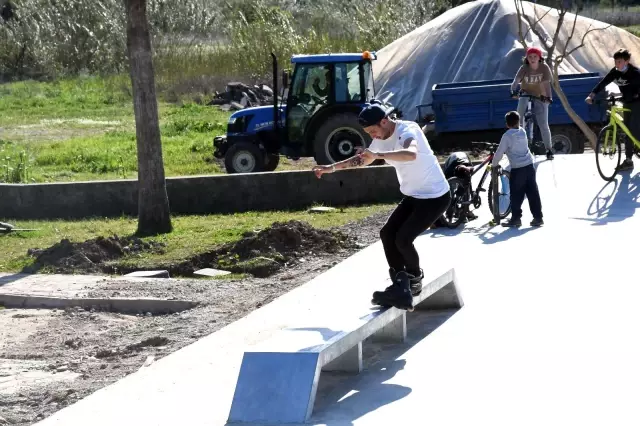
[
  {"x1": 550, "y1": 65, "x2": 598, "y2": 150},
  {"x1": 124, "y1": 0, "x2": 172, "y2": 236}
]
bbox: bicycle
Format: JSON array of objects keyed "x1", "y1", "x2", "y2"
[
  {"x1": 594, "y1": 94, "x2": 640, "y2": 181},
  {"x1": 439, "y1": 142, "x2": 512, "y2": 228},
  {"x1": 514, "y1": 91, "x2": 554, "y2": 156}
]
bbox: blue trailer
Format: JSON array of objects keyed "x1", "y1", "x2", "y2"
[{"x1": 417, "y1": 72, "x2": 609, "y2": 154}]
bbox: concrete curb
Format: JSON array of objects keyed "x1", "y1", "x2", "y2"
[
  {"x1": 0, "y1": 293, "x2": 198, "y2": 314},
  {"x1": 0, "y1": 160, "x2": 484, "y2": 220}
]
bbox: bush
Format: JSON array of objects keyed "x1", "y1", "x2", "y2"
[
  {"x1": 0, "y1": 0, "x2": 437, "y2": 88},
  {"x1": 3, "y1": 0, "x2": 637, "y2": 96}
]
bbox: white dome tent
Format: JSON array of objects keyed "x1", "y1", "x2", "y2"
[{"x1": 372, "y1": 0, "x2": 640, "y2": 119}]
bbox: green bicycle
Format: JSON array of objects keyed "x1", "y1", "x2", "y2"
[{"x1": 595, "y1": 94, "x2": 640, "y2": 181}]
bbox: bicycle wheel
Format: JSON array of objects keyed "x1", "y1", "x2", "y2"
[
  {"x1": 439, "y1": 177, "x2": 467, "y2": 229},
  {"x1": 488, "y1": 169, "x2": 511, "y2": 219},
  {"x1": 595, "y1": 125, "x2": 622, "y2": 182}
]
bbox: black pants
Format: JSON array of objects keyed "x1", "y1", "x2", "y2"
[
  {"x1": 509, "y1": 164, "x2": 542, "y2": 221},
  {"x1": 623, "y1": 101, "x2": 640, "y2": 159},
  {"x1": 379, "y1": 191, "x2": 451, "y2": 275}
]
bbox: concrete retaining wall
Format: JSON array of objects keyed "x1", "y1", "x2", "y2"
[{"x1": 0, "y1": 166, "x2": 406, "y2": 220}]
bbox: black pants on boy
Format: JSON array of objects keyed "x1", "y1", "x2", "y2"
[
  {"x1": 509, "y1": 163, "x2": 542, "y2": 221},
  {"x1": 380, "y1": 191, "x2": 451, "y2": 276},
  {"x1": 623, "y1": 101, "x2": 640, "y2": 159}
]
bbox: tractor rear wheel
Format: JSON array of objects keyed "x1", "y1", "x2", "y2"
[
  {"x1": 313, "y1": 113, "x2": 371, "y2": 165},
  {"x1": 264, "y1": 153, "x2": 280, "y2": 172}
]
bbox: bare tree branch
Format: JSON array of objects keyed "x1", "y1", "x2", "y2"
[
  {"x1": 519, "y1": 3, "x2": 553, "y2": 52},
  {"x1": 547, "y1": 8, "x2": 567, "y2": 64},
  {"x1": 519, "y1": 3, "x2": 553, "y2": 50},
  {"x1": 566, "y1": 7, "x2": 580, "y2": 44},
  {"x1": 514, "y1": 0, "x2": 527, "y2": 48},
  {"x1": 564, "y1": 23, "x2": 612, "y2": 58}
]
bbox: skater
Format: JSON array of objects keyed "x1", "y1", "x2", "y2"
[
  {"x1": 312, "y1": 100, "x2": 451, "y2": 310},
  {"x1": 510, "y1": 46, "x2": 555, "y2": 160},
  {"x1": 493, "y1": 111, "x2": 544, "y2": 227},
  {"x1": 586, "y1": 48, "x2": 640, "y2": 171}
]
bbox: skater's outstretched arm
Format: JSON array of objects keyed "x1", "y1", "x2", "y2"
[{"x1": 311, "y1": 149, "x2": 376, "y2": 178}]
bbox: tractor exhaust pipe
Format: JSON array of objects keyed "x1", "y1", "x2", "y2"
[{"x1": 271, "y1": 52, "x2": 278, "y2": 133}]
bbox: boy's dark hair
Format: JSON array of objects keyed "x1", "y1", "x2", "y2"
[
  {"x1": 613, "y1": 49, "x2": 631, "y2": 61},
  {"x1": 505, "y1": 111, "x2": 520, "y2": 127}
]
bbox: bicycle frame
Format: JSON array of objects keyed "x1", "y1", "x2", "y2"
[
  {"x1": 602, "y1": 95, "x2": 640, "y2": 150},
  {"x1": 461, "y1": 143, "x2": 503, "y2": 203},
  {"x1": 518, "y1": 92, "x2": 549, "y2": 151},
  {"x1": 469, "y1": 152, "x2": 495, "y2": 194}
]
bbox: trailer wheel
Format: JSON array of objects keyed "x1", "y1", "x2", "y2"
[
  {"x1": 224, "y1": 142, "x2": 265, "y2": 174},
  {"x1": 313, "y1": 113, "x2": 371, "y2": 165},
  {"x1": 551, "y1": 125, "x2": 585, "y2": 154}
]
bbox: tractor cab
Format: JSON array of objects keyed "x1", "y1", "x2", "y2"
[{"x1": 214, "y1": 51, "x2": 382, "y2": 173}]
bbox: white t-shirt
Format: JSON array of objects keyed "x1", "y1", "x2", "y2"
[{"x1": 369, "y1": 120, "x2": 450, "y2": 199}]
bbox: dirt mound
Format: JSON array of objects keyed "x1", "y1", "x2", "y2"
[
  {"x1": 175, "y1": 220, "x2": 357, "y2": 277},
  {"x1": 22, "y1": 221, "x2": 357, "y2": 278},
  {"x1": 24, "y1": 235, "x2": 165, "y2": 274}
]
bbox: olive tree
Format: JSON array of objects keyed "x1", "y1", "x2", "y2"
[
  {"x1": 124, "y1": 0, "x2": 172, "y2": 235},
  {"x1": 514, "y1": 0, "x2": 611, "y2": 149}
]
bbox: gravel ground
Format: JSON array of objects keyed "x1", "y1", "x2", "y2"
[{"x1": 0, "y1": 208, "x2": 395, "y2": 426}]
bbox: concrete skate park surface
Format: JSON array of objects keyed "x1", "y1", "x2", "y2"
[{"x1": 34, "y1": 153, "x2": 640, "y2": 426}]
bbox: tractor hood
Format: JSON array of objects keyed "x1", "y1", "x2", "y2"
[{"x1": 228, "y1": 105, "x2": 286, "y2": 134}]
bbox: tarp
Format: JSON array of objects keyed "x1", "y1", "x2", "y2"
[{"x1": 372, "y1": 0, "x2": 640, "y2": 119}]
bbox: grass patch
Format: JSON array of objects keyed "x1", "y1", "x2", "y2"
[
  {"x1": 0, "y1": 76, "x2": 133, "y2": 124},
  {"x1": 0, "y1": 77, "x2": 324, "y2": 182},
  {"x1": 0, "y1": 203, "x2": 393, "y2": 274},
  {"x1": 0, "y1": 81, "x2": 235, "y2": 182},
  {"x1": 623, "y1": 25, "x2": 640, "y2": 37}
]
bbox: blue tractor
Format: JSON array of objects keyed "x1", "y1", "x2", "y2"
[{"x1": 213, "y1": 51, "x2": 385, "y2": 173}]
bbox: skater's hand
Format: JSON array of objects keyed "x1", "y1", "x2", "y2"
[
  {"x1": 357, "y1": 148, "x2": 378, "y2": 162},
  {"x1": 312, "y1": 164, "x2": 333, "y2": 178}
]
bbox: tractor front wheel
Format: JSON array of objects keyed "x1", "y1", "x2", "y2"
[{"x1": 224, "y1": 142, "x2": 265, "y2": 174}]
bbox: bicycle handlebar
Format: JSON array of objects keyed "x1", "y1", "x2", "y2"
[
  {"x1": 513, "y1": 90, "x2": 553, "y2": 103},
  {"x1": 471, "y1": 141, "x2": 499, "y2": 148}
]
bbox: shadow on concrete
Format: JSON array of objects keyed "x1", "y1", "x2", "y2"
[
  {"x1": 310, "y1": 309, "x2": 459, "y2": 425},
  {"x1": 0, "y1": 273, "x2": 27, "y2": 288},
  {"x1": 427, "y1": 220, "x2": 538, "y2": 244},
  {"x1": 572, "y1": 172, "x2": 640, "y2": 225}
]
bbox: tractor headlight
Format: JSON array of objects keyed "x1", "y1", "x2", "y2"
[{"x1": 227, "y1": 115, "x2": 253, "y2": 133}]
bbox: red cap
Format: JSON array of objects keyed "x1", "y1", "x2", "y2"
[{"x1": 526, "y1": 47, "x2": 543, "y2": 58}]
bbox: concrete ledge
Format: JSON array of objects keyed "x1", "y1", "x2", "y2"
[
  {"x1": 227, "y1": 267, "x2": 462, "y2": 424},
  {"x1": 0, "y1": 166, "x2": 401, "y2": 219},
  {"x1": 0, "y1": 161, "x2": 476, "y2": 220},
  {"x1": 0, "y1": 293, "x2": 198, "y2": 314}
]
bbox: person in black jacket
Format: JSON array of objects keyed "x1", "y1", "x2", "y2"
[{"x1": 586, "y1": 48, "x2": 640, "y2": 171}]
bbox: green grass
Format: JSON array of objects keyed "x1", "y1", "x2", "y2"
[
  {"x1": 624, "y1": 25, "x2": 640, "y2": 37},
  {"x1": 0, "y1": 76, "x2": 323, "y2": 183},
  {"x1": 0, "y1": 203, "x2": 393, "y2": 273},
  {"x1": 0, "y1": 77, "x2": 238, "y2": 182}
]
